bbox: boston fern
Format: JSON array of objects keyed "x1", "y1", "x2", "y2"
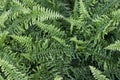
[{"x1": 0, "y1": 0, "x2": 120, "y2": 80}]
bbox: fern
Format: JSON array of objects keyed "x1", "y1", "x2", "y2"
[
  {"x1": 79, "y1": 0, "x2": 90, "y2": 19},
  {"x1": 89, "y1": 66, "x2": 109, "y2": 80},
  {"x1": 52, "y1": 36, "x2": 66, "y2": 46},
  {"x1": 105, "y1": 40, "x2": 120, "y2": 51},
  {"x1": 0, "y1": 58, "x2": 28, "y2": 80},
  {"x1": 112, "y1": 9, "x2": 120, "y2": 23},
  {"x1": 0, "y1": 31, "x2": 8, "y2": 49},
  {"x1": 10, "y1": 35, "x2": 32, "y2": 51},
  {"x1": 32, "y1": 5, "x2": 63, "y2": 22},
  {"x1": 70, "y1": 36, "x2": 85, "y2": 45},
  {"x1": 11, "y1": 0, "x2": 30, "y2": 14},
  {"x1": 36, "y1": 22, "x2": 64, "y2": 37},
  {"x1": 0, "y1": 10, "x2": 11, "y2": 28},
  {"x1": 93, "y1": 15, "x2": 116, "y2": 43},
  {"x1": 73, "y1": 0, "x2": 79, "y2": 18}
]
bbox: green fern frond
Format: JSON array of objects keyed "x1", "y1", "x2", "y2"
[
  {"x1": 10, "y1": 35, "x2": 32, "y2": 49},
  {"x1": 42, "y1": 39, "x2": 49, "y2": 49},
  {"x1": 79, "y1": 0, "x2": 90, "y2": 19},
  {"x1": 93, "y1": 15, "x2": 116, "y2": 43},
  {"x1": 32, "y1": 5, "x2": 63, "y2": 22},
  {"x1": 73, "y1": 0, "x2": 79, "y2": 18},
  {"x1": 22, "y1": 0, "x2": 37, "y2": 8},
  {"x1": 89, "y1": 66, "x2": 109, "y2": 80},
  {"x1": 0, "y1": 10, "x2": 11, "y2": 28},
  {"x1": 112, "y1": 9, "x2": 120, "y2": 23},
  {"x1": 52, "y1": 36, "x2": 66, "y2": 46},
  {"x1": 36, "y1": 22, "x2": 64, "y2": 37},
  {"x1": 97, "y1": 0, "x2": 119, "y2": 16},
  {"x1": 11, "y1": 0, "x2": 30, "y2": 14},
  {"x1": 70, "y1": 36, "x2": 85, "y2": 45},
  {"x1": 93, "y1": 15, "x2": 110, "y2": 28},
  {"x1": 0, "y1": 31, "x2": 8, "y2": 48},
  {"x1": 10, "y1": 35, "x2": 32, "y2": 45},
  {"x1": 105, "y1": 40, "x2": 120, "y2": 51},
  {"x1": 0, "y1": 58, "x2": 28, "y2": 80},
  {"x1": 4, "y1": 0, "x2": 30, "y2": 21},
  {"x1": 65, "y1": 18, "x2": 83, "y2": 33}
]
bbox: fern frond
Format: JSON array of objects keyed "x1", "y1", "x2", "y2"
[
  {"x1": 89, "y1": 66, "x2": 109, "y2": 80},
  {"x1": 70, "y1": 36, "x2": 85, "y2": 45},
  {"x1": 97, "y1": 0, "x2": 119, "y2": 16},
  {"x1": 32, "y1": 5, "x2": 63, "y2": 22},
  {"x1": 0, "y1": 31, "x2": 8, "y2": 48},
  {"x1": 52, "y1": 36, "x2": 66, "y2": 46},
  {"x1": 10, "y1": 35, "x2": 32, "y2": 50},
  {"x1": 73, "y1": 0, "x2": 79, "y2": 18},
  {"x1": 79, "y1": 0, "x2": 90, "y2": 19},
  {"x1": 0, "y1": 10, "x2": 11, "y2": 28},
  {"x1": 105, "y1": 41, "x2": 120, "y2": 51},
  {"x1": 11, "y1": 0, "x2": 30, "y2": 14},
  {"x1": 10, "y1": 35, "x2": 32, "y2": 44},
  {"x1": 36, "y1": 22, "x2": 64, "y2": 37},
  {"x1": 4, "y1": 0, "x2": 30, "y2": 21},
  {"x1": 93, "y1": 15, "x2": 116, "y2": 42},
  {"x1": 42, "y1": 39, "x2": 49, "y2": 49},
  {"x1": 112, "y1": 9, "x2": 120, "y2": 23},
  {"x1": 65, "y1": 18, "x2": 83, "y2": 33},
  {"x1": 0, "y1": 58, "x2": 28, "y2": 80},
  {"x1": 93, "y1": 15, "x2": 110, "y2": 28},
  {"x1": 22, "y1": 0, "x2": 37, "y2": 8}
]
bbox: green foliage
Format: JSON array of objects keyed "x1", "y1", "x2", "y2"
[
  {"x1": 54, "y1": 75, "x2": 63, "y2": 80},
  {"x1": 89, "y1": 66, "x2": 109, "y2": 80},
  {"x1": 112, "y1": 9, "x2": 120, "y2": 23},
  {"x1": 0, "y1": 58, "x2": 28, "y2": 80},
  {"x1": 0, "y1": 0, "x2": 120, "y2": 80},
  {"x1": 105, "y1": 40, "x2": 120, "y2": 51}
]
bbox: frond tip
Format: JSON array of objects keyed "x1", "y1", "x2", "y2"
[
  {"x1": 79, "y1": 0, "x2": 90, "y2": 18},
  {"x1": 89, "y1": 66, "x2": 109, "y2": 80},
  {"x1": 105, "y1": 40, "x2": 120, "y2": 51}
]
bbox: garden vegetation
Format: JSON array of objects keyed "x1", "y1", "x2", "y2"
[{"x1": 0, "y1": 0, "x2": 120, "y2": 80}]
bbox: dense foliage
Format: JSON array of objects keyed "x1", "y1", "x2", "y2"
[{"x1": 0, "y1": 0, "x2": 120, "y2": 80}]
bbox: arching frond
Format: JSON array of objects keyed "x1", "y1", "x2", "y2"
[
  {"x1": 32, "y1": 5, "x2": 63, "y2": 22},
  {"x1": 0, "y1": 58, "x2": 28, "y2": 80},
  {"x1": 89, "y1": 66, "x2": 109, "y2": 80},
  {"x1": 10, "y1": 35, "x2": 32, "y2": 50},
  {"x1": 105, "y1": 41, "x2": 120, "y2": 51}
]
